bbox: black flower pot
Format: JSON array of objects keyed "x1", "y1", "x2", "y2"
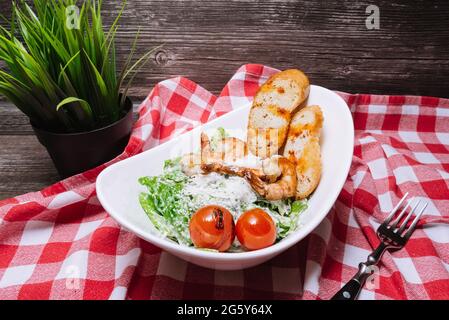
[{"x1": 32, "y1": 97, "x2": 134, "y2": 178}]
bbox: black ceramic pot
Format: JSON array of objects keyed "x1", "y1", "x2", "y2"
[{"x1": 32, "y1": 97, "x2": 133, "y2": 178}]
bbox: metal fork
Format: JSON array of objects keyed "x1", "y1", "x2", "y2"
[{"x1": 331, "y1": 193, "x2": 427, "y2": 300}]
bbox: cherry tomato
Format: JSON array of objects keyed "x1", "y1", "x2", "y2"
[
  {"x1": 189, "y1": 205, "x2": 235, "y2": 252},
  {"x1": 236, "y1": 208, "x2": 276, "y2": 250}
]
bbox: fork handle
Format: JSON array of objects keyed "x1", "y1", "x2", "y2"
[
  {"x1": 331, "y1": 279, "x2": 363, "y2": 300},
  {"x1": 331, "y1": 243, "x2": 387, "y2": 300}
]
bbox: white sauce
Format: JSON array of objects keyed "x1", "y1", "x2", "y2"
[{"x1": 182, "y1": 172, "x2": 258, "y2": 219}]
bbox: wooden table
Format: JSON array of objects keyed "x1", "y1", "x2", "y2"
[{"x1": 1, "y1": 0, "x2": 448, "y2": 200}]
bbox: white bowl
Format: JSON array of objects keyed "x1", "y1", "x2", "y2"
[{"x1": 96, "y1": 85, "x2": 354, "y2": 270}]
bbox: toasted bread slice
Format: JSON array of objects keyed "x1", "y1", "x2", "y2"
[
  {"x1": 247, "y1": 69, "x2": 310, "y2": 158},
  {"x1": 284, "y1": 105, "x2": 323, "y2": 199}
]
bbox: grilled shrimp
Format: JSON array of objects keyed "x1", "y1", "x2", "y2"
[
  {"x1": 199, "y1": 132, "x2": 248, "y2": 176},
  {"x1": 181, "y1": 133, "x2": 248, "y2": 176},
  {"x1": 199, "y1": 132, "x2": 296, "y2": 200},
  {"x1": 202, "y1": 152, "x2": 296, "y2": 200},
  {"x1": 201, "y1": 133, "x2": 248, "y2": 164},
  {"x1": 246, "y1": 156, "x2": 297, "y2": 200}
]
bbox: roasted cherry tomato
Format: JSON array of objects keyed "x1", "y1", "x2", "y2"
[
  {"x1": 236, "y1": 208, "x2": 276, "y2": 250},
  {"x1": 189, "y1": 205, "x2": 235, "y2": 252}
]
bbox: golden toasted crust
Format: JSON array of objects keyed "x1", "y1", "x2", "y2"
[
  {"x1": 283, "y1": 105, "x2": 323, "y2": 199},
  {"x1": 247, "y1": 69, "x2": 310, "y2": 158}
]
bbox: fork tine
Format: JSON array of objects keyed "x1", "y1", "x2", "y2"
[
  {"x1": 397, "y1": 199, "x2": 421, "y2": 234},
  {"x1": 389, "y1": 199, "x2": 411, "y2": 229},
  {"x1": 383, "y1": 192, "x2": 409, "y2": 225},
  {"x1": 403, "y1": 202, "x2": 428, "y2": 240}
]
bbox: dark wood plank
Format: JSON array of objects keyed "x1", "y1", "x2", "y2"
[
  {"x1": 104, "y1": 0, "x2": 449, "y2": 98},
  {"x1": 0, "y1": 102, "x2": 35, "y2": 135},
  {"x1": 0, "y1": 0, "x2": 449, "y2": 199},
  {"x1": 0, "y1": 135, "x2": 59, "y2": 199},
  {"x1": 2, "y1": 1, "x2": 449, "y2": 98},
  {"x1": 0, "y1": 102, "x2": 139, "y2": 199}
]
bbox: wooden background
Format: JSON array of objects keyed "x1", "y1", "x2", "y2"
[{"x1": 1, "y1": 0, "x2": 449, "y2": 199}]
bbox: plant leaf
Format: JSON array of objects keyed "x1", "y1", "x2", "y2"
[{"x1": 56, "y1": 97, "x2": 94, "y2": 123}]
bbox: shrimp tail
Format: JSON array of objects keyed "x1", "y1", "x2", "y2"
[
  {"x1": 245, "y1": 170, "x2": 268, "y2": 196},
  {"x1": 245, "y1": 157, "x2": 297, "y2": 200}
]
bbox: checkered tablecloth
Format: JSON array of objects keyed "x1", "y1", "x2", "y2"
[{"x1": 0, "y1": 64, "x2": 448, "y2": 300}]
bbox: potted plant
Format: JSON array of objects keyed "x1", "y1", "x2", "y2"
[{"x1": 0, "y1": 0, "x2": 157, "y2": 177}]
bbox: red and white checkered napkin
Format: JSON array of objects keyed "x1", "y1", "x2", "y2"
[{"x1": 1, "y1": 64, "x2": 448, "y2": 300}]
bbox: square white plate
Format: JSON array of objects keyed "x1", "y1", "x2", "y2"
[{"x1": 97, "y1": 85, "x2": 354, "y2": 270}]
